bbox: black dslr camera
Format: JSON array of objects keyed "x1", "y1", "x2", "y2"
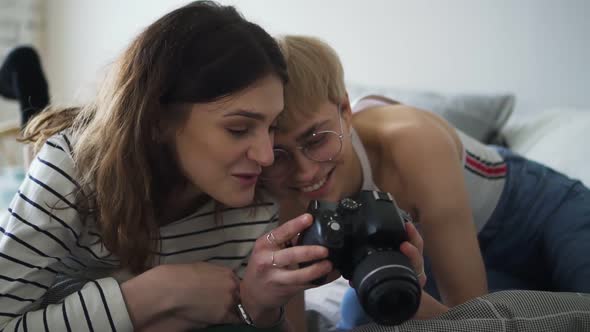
[{"x1": 299, "y1": 190, "x2": 421, "y2": 326}]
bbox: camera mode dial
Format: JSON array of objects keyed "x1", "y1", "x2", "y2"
[{"x1": 339, "y1": 197, "x2": 360, "y2": 211}]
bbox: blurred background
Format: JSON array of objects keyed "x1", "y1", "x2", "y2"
[{"x1": 1, "y1": 0, "x2": 589, "y2": 123}]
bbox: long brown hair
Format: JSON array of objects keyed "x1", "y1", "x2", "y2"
[{"x1": 21, "y1": 1, "x2": 287, "y2": 273}]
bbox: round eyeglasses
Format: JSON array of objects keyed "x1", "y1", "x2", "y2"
[{"x1": 261, "y1": 106, "x2": 345, "y2": 179}]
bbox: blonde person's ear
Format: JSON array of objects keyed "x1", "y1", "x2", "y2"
[
  {"x1": 340, "y1": 93, "x2": 354, "y2": 134},
  {"x1": 341, "y1": 92, "x2": 351, "y2": 112}
]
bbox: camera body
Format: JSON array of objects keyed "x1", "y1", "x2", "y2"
[{"x1": 300, "y1": 190, "x2": 421, "y2": 325}]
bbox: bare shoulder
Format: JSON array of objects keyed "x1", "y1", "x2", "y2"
[
  {"x1": 353, "y1": 105, "x2": 458, "y2": 154},
  {"x1": 352, "y1": 104, "x2": 418, "y2": 132},
  {"x1": 353, "y1": 105, "x2": 463, "y2": 181},
  {"x1": 352, "y1": 105, "x2": 467, "y2": 222}
]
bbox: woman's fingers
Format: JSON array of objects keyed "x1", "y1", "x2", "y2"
[
  {"x1": 265, "y1": 214, "x2": 313, "y2": 249},
  {"x1": 269, "y1": 244, "x2": 328, "y2": 268},
  {"x1": 265, "y1": 245, "x2": 333, "y2": 286},
  {"x1": 273, "y1": 259, "x2": 333, "y2": 286}
]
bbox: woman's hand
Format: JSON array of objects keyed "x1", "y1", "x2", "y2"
[
  {"x1": 240, "y1": 213, "x2": 334, "y2": 327},
  {"x1": 122, "y1": 262, "x2": 242, "y2": 331}
]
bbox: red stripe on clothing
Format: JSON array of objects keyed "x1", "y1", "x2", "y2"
[{"x1": 466, "y1": 155, "x2": 507, "y2": 176}]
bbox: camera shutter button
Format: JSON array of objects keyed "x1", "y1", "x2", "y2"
[
  {"x1": 328, "y1": 221, "x2": 341, "y2": 231},
  {"x1": 325, "y1": 218, "x2": 342, "y2": 244}
]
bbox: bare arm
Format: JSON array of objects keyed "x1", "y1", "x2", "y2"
[
  {"x1": 0, "y1": 138, "x2": 135, "y2": 331},
  {"x1": 122, "y1": 262, "x2": 243, "y2": 331},
  {"x1": 285, "y1": 291, "x2": 307, "y2": 332},
  {"x1": 414, "y1": 292, "x2": 450, "y2": 319},
  {"x1": 400, "y1": 221, "x2": 451, "y2": 319},
  {"x1": 375, "y1": 109, "x2": 488, "y2": 306}
]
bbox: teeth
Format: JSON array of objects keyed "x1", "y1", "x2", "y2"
[{"x1": 301, "y1": 176, "x2": 327, "y2": 193}]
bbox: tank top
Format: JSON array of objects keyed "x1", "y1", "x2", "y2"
[{"x1": 351, "y1": 95, "x2": 507, "y2": 232}]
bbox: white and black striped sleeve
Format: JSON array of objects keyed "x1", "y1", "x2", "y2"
[{"x1": 0, "y1": 136, "x2": 133, "y2": 331}]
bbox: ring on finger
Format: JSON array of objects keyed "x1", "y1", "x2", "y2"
[
  {"x1": 271, "y1": 250, "x2": 280, "y2": 267},
  {"x1": 266, "y1": 232, "x2": 278, "y2": 246},
  {"x1": 416, "y1": 267, "x2": 425, "y2": 278}
]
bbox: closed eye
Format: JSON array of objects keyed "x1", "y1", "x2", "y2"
[
  {"x1": 227, "y1": 128, "x2": 249, "y2": 137},
  {"x1": 304, "y1": 134, "x2": 327, "y2": 148}
]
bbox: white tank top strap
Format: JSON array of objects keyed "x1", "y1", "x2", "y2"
[
  {"x1": 350, "y1": 128, "x2": 379, "y2": 191},
  {"x1": 351, "y1": 94, "x2": 399, "y2": 114},
  {"x1": 351, "y1": 128, "x2": 414, "y2": 223}
]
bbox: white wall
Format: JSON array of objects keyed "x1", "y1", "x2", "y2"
[{"x1": 43, "y1": 0, "x2": 590, "y2": 114}]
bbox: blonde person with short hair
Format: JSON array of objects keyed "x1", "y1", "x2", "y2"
[{"x1": 262, "y1": 35, "x2": 590, "y2": 329}]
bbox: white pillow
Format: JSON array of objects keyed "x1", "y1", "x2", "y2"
[
  {"x1": 503, "y1": 109, "x2": 590, "y2": 186},
  {"x1": 305, "y1": 277, "x2": 348, "y2": 327}
]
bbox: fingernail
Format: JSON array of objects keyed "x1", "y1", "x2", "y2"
[{"x1": 301, "y1": 214, "x2": 312, "y2": 224}]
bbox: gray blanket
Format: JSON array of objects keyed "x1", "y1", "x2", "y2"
[
  {"x1": 350, "y1": 291, "x2": 590, "y2": 332},
  {"x1": 42, "y1": 276, "x2": 590, "y2": 331}
]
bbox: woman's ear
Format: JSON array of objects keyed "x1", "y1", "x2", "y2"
[
  {"x1": 157, "y1": 103, "x2": 190, "y2": 144},
  {"x1": 154, "y1": 122, "x2": 178, "y2": 146}
]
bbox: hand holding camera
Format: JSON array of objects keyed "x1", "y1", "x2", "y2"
[{"x1": 299, "y1": 190, "x2": 422, "y2": 326}]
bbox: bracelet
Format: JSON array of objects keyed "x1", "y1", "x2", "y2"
[{"x1": 236, "y1": 303, "x2": 285, "y2": 328}]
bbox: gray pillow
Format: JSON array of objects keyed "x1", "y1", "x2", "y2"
[{"x1": 347, "y1": 82, "x2": 515, "y2": 144}]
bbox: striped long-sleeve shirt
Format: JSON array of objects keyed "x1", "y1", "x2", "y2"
[{"x1": 0, "y1": 133, "x2": 279, "y2": 331}]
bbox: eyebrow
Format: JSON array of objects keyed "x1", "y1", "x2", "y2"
[
  {"x1": 223, "y1": 110, "x2": 267, "y2": 121},
  {"x1": 296, "y1": 120, "x2": 330, "y2": 142}
]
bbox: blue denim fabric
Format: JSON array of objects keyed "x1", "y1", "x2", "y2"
[
  {"x1": 337, "y1": 288, "x2": 371, "y2": 330},
  {"x1": 338, "y1": 147, "x2": 590, "y2": 329},
  {"x1": 476, "y1": 147, "x2": 590, "y2": 293}
]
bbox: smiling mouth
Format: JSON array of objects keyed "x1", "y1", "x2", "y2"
[
  {"x1": 301, "y1": 176, "x2": 327, "y2": 192},
  {"x1": 297, "y1": 168, "x2": 334, "y2": 193}
]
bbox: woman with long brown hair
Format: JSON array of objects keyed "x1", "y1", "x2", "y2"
[{"x1": 0, "y1": 2, "x2": 338, "y2": 331}]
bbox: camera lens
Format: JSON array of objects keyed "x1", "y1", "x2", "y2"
[
  {"x1": 367, "y1": 279, "x2": 420, "y2": 325},
  {"x1": 351, "y1": 251, "x2": 421, "y2": 325}
]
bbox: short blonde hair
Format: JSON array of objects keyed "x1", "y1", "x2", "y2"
[{"x1": 276, "y1": 35, "x2": 346, "y2": 130}]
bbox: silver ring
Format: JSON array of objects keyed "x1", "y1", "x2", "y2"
[
  {"x1": 416, "y1": 267, "x2": 425, "y2": 278},
  {"x1": 271, "y1": 251, "x2": 279, "y2": 267},
  {"x1": 266, "y1": 232, "x2": 277, "y2": 246}
]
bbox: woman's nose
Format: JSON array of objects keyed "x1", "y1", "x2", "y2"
[{"x1": 247, "y1": 133, "x2": 274, "y2": 167}]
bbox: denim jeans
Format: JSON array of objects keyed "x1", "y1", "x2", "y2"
[{"x1": 338, "y1": 147, "x2": 590, "y2": 329}]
